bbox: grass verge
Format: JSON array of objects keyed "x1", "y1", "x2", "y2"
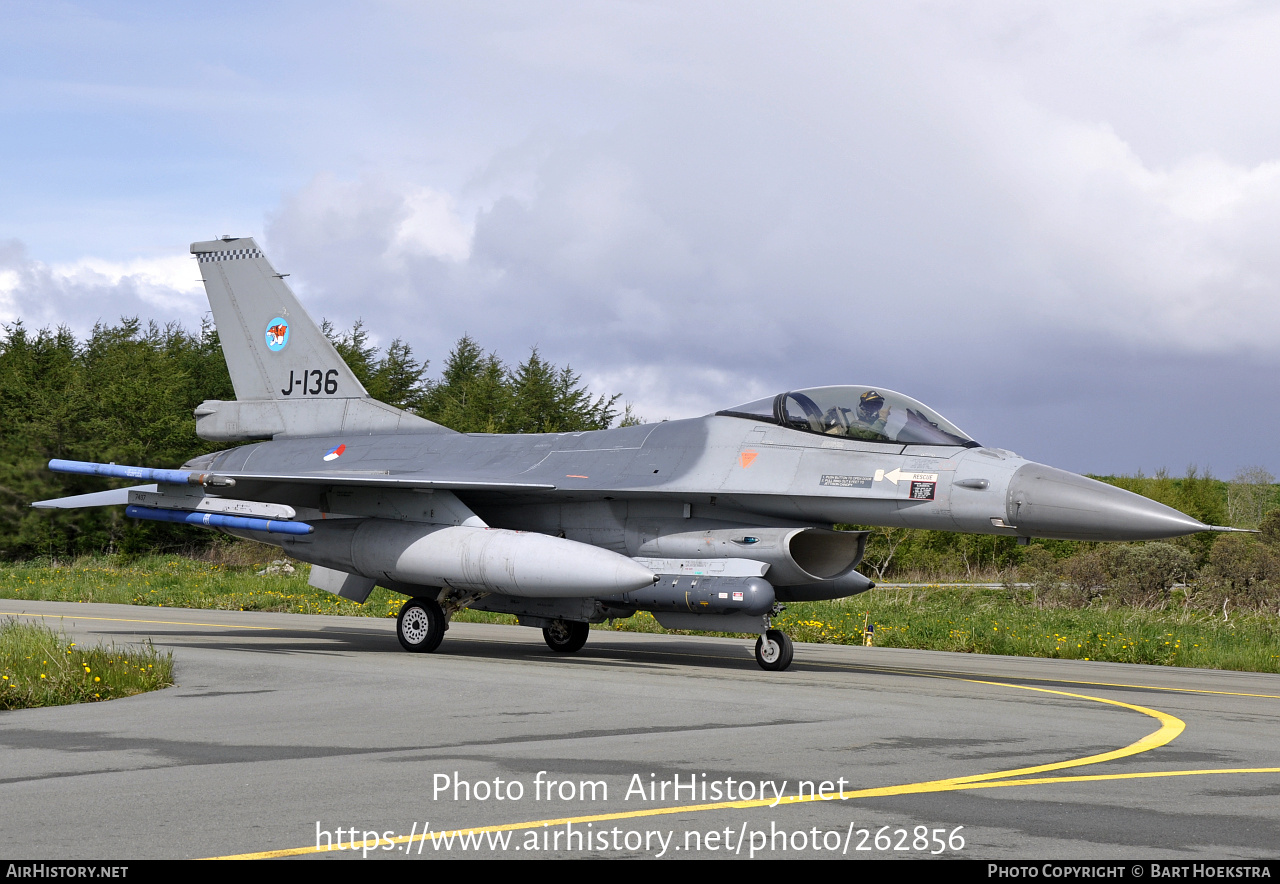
[
  {"x1": 2, "y1": 556, "x2": 1278, "y2": 673},
  {"x1": 1, "y1": 618, "x2": 174, "y2": 710},
  {"x1": 772, "y1": 587, "x2": 1280, "y2": 673}
]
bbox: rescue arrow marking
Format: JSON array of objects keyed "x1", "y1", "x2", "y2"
[{"x1": 875, "y1": 467, "x2": 938, "y2": 485}]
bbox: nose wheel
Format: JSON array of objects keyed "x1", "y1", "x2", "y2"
[
  {"x1": 755, "y1": 629, "x2": 793, "y2": 671},
  {"x1": 397, "y1": 598, "x2": 446, "y2": 653},
  {"x1": 543, "y1": 620, "x2": 590, "y2": 653}
]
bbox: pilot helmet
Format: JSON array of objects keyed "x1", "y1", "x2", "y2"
[{"x1": 858, "y1": 390, "x2": 885, "y2": 421}]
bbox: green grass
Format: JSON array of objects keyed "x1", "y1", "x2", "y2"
[
  {"x1": 2, "y1": 556, "x2": 1278, "y2": 673},
  {"x1": 0, "y1": 618, "x2": 174, "y2": 710},
  {"x1": 773, "y1": 587, "x2": 1280, "y2": 673},
  {"x1": 0, "y1": 555, "x2": 513, "y2": 622}
]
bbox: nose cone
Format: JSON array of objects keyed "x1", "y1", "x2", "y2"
[{"x1": 1007, "y1": 463, "x2": 1209, "y2": 541}]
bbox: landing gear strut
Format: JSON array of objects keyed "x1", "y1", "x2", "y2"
[
  {"x1": 397, "y1": 598, "x2": 446, "y2": 653},
  {"x1": 543, "y1": 620, "x2": 590, "y2": 653},
  {"x1": 755, "y1": 629, "x2": 793, "y2": 671}
]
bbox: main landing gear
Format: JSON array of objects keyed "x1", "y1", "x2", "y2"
[
  {"x1": 397, "y1": 597, "x2": 446, "y2": 653},
  {"x1": 397, "y1": 596, "x2": 793, "y2": 671},
  {"x1": 542, "y1": 620, "x2": 590, "y2": 653},
  {"x1": 755, "y1": 629, "x2": 794, "y2": 671}
]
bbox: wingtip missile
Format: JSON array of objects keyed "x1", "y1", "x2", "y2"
[{"x1": 49, "y1": 459, "x2": 235, "y2": 488}]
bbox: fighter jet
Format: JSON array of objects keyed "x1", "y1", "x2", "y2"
[{"x1": 34, "y1": 237, "x2": 1227, "y2": 671}]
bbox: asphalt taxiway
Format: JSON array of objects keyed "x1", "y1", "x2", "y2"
[{"x1": 2, "y1": 600, "x2": 1278, "y2": 859}]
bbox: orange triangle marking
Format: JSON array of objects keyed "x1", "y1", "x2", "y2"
[{"x1": 739, "y1": 451, "x2": 758, "y2": 468}]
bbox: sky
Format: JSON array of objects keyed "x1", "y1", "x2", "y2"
[{"x1": 1, "y1": 1, "x2": 1277, "y2": 477}]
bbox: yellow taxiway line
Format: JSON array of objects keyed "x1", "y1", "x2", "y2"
[
  {"x1": 209, "y1": 675, "x2": 1268, "y2": 860},
  {"x1": 6, "y1": 604, "x2": 1275, "y2": 860}
]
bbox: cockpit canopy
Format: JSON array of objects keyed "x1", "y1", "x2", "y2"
[{"x1": 718, "y1": 386, "x2": 976, "y2": 447}]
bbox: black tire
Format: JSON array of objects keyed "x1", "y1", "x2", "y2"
[
  {"x1": 755, "y1": 629, "x2": 794, "y2": 671},
  {"x1": 542, "y1": 620, "x2": 590, "y2": 653},
  {"x1": 397, "y1": 598, "x2": 446, "y2": 653}
]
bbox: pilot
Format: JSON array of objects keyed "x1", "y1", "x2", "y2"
[
  {"x1": 859, "y1": 390, "x2": 910, "y2": 441},
  {"x1": 857, "y1": 390, "x2": 889, "y2": 433}
]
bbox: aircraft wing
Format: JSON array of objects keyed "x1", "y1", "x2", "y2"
[
  {"x1": 206, "y1": 470, "x2": 558, "y2": 492},
  {"x1": 34, "y1": 459, "x2": 553, "y2": 536},
  {"x1": 39, "y1": 459, "x2": 557, "y2": 499}
]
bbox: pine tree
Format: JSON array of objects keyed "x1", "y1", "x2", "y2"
[
  {"x1": 420, "y1": 335, "x2": 511, "y2": 432},
  {"x1": 323, "y1": 320, "x2": 430, "y2": 412}
]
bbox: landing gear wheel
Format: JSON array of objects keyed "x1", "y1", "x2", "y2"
[
  {"x1": 755, "y1": 629, "x2": 794, "y2": 671},
  {"x1": 397, "y1": 598, "x2": 446, "y2": 653},
  {"x1": 543, "y1": 620, "x2": 590, "y2": 653}
]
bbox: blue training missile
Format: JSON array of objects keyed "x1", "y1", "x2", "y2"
[
  {"x1": 49, "y1": 459, "x2": 235, "y2": 487},
  {"x1": 125, "y1": 505, "x2": 312, "y2": 536}
]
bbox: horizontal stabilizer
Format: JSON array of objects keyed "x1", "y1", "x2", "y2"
[{"x1": 32, "y1": 485, "x2": 156, "y2": 509}]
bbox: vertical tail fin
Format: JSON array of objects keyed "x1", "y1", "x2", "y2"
[
  {"x1": 191, "y1": 237, "x2": 448, "y2": 440},
  {"x1": 194, "y1": 236, "x2": 366, "y2": 401}
]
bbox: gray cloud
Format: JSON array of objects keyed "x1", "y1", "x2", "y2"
[
  {"x1": 4, "y1": 3, "x2": 1278, "y2": 476},
  {"x1": 0, "y1": 239, "x2": 207, "y2": 333}
]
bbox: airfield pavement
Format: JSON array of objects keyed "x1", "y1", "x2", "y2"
[{"x1": 1, "y1": 599, "x2": 1279, "y2": 860}]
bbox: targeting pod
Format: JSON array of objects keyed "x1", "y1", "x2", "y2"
[{"x1": 616, "y1": 574, "x2": 775, "y2": 616}]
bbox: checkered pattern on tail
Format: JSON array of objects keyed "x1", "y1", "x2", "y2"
[{"x1": 196, "y1": 248, "x2": 264, "y2": 263}]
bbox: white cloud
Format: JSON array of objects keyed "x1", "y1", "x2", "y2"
[
  {"x1": 48, "y1": 254, "x2": 205, "y2": 314},
  {"x1": 979, "y1": 107, "x2": 1280, "y2": 353},
  {"x1": 388, "y1": 186, "x2": 474, "y2": 263},
  {"x1": 0, "y1": 245, "x2": 206, "y2": 333}
]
